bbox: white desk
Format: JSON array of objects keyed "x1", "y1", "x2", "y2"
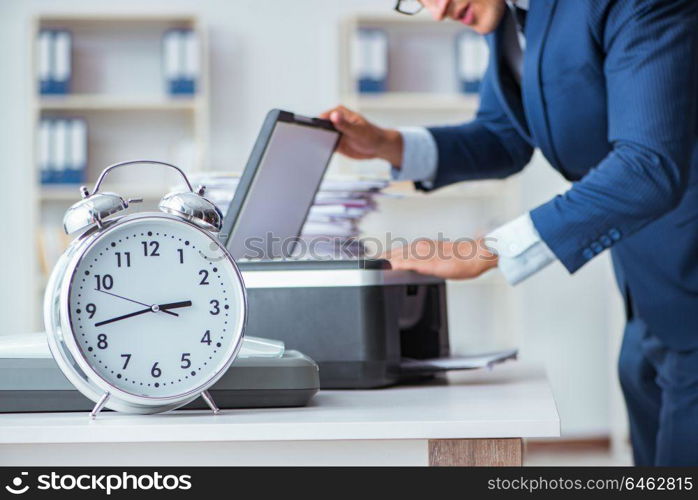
[{"x1": 0, "y1": 363, "x2": 559, "y2": 466}]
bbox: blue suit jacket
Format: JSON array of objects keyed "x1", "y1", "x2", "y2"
[{"x1": 424, "y1": 0, "x2": 698, "y2": 349}]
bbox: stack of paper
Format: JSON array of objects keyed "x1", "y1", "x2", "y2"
[
  {"x1": 184, "y1": 172, "x2": 239, "y2": 213},
  {"x1": 303, "y1": 177, "x2": 388, "y2": 239},
  {"x1": 303, "y1": 177, "x2": 389, "y2": 258},
  {"x1": 184, "y1": 173, "x2": 390, "y2": 256}
]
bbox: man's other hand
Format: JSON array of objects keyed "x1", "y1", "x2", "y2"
[{"x1": 385, "y1": 238, "x2": 499, "y2": 280}]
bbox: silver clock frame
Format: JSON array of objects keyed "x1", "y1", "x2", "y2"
[{"x1": 44, "y1": 212, "x2": 248, "y2": 417}]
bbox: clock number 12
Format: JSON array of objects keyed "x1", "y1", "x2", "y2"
[{"x1": 142, "y1": 241, "x2": 160, "y2": 257}]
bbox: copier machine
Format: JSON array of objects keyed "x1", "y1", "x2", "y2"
[{"x1": 222, "y1": 110, "x2": 516, "y2": 388}]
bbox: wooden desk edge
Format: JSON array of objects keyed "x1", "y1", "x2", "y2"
[{"x1": 428, "y1": 438, "x2": 523, "y2": 466}]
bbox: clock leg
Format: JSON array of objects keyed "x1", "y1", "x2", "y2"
[
  {"x1": 89, "y1": 393, "x2": 111, "y2": 420},
  {"x1": 200, "y1": 390, "x2": 220, "y2": 415}
]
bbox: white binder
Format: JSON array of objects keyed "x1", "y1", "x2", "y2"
[
  {"x1": 53, "y1": 31, "x2": 71, "y2": 89},
  {"x1": 68, "y1": 119, "x2": 87, "y2": 174},
  {"x1": 163, "y1": 30, "x2": 183, "y2": 85},
  {"x1": 368, "y1": 29, "x2": 388, "y2": 81},
  {"x1": 457, "y1": 32, "x2": 488, "y2": 92},
  {"x1": 354, "y1": 28, "x2": 388, "y2": 91},
  {"x1": 52, "y1": 119, "x2": 68, "y2": 181},
  {"x1": 183, "y1": 30, "x2": 199, "y2": 84},
  {"x1": 37, "y1": 31, "x2": 52, "y2": 90},
  {"x1": 38, "y1": 119, "x2": 52, "y2": 182}
]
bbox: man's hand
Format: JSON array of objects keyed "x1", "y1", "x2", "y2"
[
  {"x1": 384, "y1": 238, "x2": 499, "y2": 280},
  {"x1": 319, "y1": 105, "x2": 403, "y2": 165}
]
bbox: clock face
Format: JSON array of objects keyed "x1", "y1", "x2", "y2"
[{"x1": 66, "y1": 216, "x2": 245, "y2": 399}]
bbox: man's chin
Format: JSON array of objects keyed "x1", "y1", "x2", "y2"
[
  {"x1": 470, "y1": 23, "x2": 498, "y2": 35},
  {"x1": 462, "y1": 14, "x2": 500, "y2": 35},
  {"x1": 467, "y1": 4, "x2": 508, "y2": 35}
]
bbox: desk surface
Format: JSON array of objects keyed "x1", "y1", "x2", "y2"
[{"x1": 0, "y1": 363, "x2": 559, "y2": 445}]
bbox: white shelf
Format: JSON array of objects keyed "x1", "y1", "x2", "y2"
[
  {"x1": 39, "y1": 95, "x2": 199, "y2": 112},
  {"x1": 383, "y1": 179, "x2": 513, "y2": 199},
  {"x1": 37, "y1": 13, "x2": 197, "y2": 24},
  {"x1": 40, "y1": 183, "x2": 170, "y2": 202},
  {"x1": 350, "y1": 92, "x2": 479, "y2": 112},
  {"x1": 348, "y1": 13, "x2": 451, "y2": 26}
]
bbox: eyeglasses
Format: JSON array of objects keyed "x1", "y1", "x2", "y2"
[{"x1": 394, "y1": 0, "x2": 424, "y2": 15}]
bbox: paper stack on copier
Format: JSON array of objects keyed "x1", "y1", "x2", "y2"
[
  {"x1": 301, "y1": 177, "x2": 389, "y2": 257},
  {"x1": 185, "y1": 172, "x2": 389, "y2": 257},
  {"x1": 184, "y1": 172, "x2": 240, "y2": 215}
]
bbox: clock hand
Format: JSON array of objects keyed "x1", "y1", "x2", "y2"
[
  {"x1": 94, "y1": 307, "x2": 152, "y2": 327},
  {"x1": 94, "y1": 289, "x2": 178, "y2": 317},
  {"x1": 159, "y1": 300, "x2": 193, "y2": 311},
  {"x1": 94, "y1": 301, "x2": 192, "y2": 327}
]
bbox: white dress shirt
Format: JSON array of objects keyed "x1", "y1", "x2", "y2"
[{"x1": 391, "y1": 1, "x2": 557, "y2": 285}]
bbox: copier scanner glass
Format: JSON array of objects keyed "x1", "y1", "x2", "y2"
[{"x1": 222, "y1": 110, "x2": 340, "y2": 260}]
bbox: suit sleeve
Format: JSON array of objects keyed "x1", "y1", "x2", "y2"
[
  {"x1": 530, "y1": 0, "x2": 698, "y2": 273},
  {"x1": 423, "y1": 51, "x2": 534, "y2": 190}
]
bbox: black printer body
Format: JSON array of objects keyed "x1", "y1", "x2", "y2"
[{"x1": 240, "y1": 259, "x2": 450, "y2": 388}]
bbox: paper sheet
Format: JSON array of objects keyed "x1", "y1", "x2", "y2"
[{"x1": 400, "y1": 349, "x2": 518, "y2": 373}]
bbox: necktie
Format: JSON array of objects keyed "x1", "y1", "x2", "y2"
[{"x1": 513, "y1": 6, "x2": 527, "y2": 32}]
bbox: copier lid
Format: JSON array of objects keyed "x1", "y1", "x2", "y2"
[{"x1": 221, "y1": 109, "x2": 340, "y2": 260}]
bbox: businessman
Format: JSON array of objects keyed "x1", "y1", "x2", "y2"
[{"x1": 322, "y1": 0, "x2": 698, "y2": 465}]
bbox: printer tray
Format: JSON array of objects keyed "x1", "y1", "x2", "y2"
[{"x1": 0, "y1": 350, "x2": 319, "y2": 413}]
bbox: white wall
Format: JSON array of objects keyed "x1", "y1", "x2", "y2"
[
  {"x1": 0, "y1": 0, "x2": 36, "y2": 337},
  {"x1": 0, "y1": 0, "x2": 626, "y2": 437}
]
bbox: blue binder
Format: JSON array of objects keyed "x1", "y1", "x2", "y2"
[
  {"x1": 163, "y1": 29, "x2": 198, "y2": 96},
  {"x1": 356, "y1": 28, "x2": 388, "y2": 94},
  {"x1": 455, "y1": 31, "x2": 487, "y2": 94},
  {"x1": 38, "y1": 30, "x2": 72, "y2": 95},
  {"x1": 39, "y1": 118, "x2": 87, "y2": 185}
]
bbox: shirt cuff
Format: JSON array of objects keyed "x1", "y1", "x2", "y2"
[
  {"x1": 390, "y1": 127, "x2": 438, "y2": 188},
  {"x1": 485, "y1": 213, "x2": 557, "y2": 285}
]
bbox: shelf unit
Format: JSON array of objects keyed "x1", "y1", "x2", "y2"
[
  {"x1": 340, "y1": 14, "x2": 481, "y2": 108},
  {"x1": 39, "y1": 95, "x2": 201, "y2": 112},
  {"x1": 31, "y1": 13, "x2": 209, "y2": 192},
  {"x1": 28, "y1": 13, "x2": 210, "y2": 328}
]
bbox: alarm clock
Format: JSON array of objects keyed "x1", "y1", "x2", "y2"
[{"x1": 44, "y1": 160, "x2": 247, "y2": 417}]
